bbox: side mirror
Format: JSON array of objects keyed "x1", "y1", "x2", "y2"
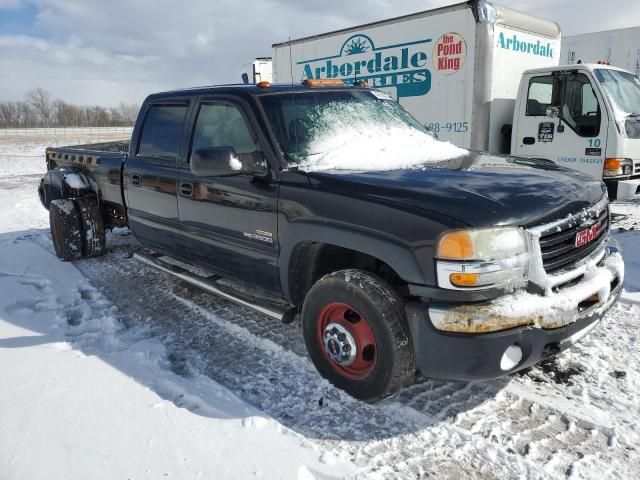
[
  {"x1": 546, "y1": 106, "x2": 560, "y2": 119},
  {"x1": 191, "y1": 146, "x2": 268, "y2": 177},
  {"x1": 424, "y1": 124, "x2": 439, "y2": 140}
]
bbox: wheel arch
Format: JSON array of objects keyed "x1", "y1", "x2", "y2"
[{"x1": 280, "y1": 223, "x2": 425, "y2": 305}]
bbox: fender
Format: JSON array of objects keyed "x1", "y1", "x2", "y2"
[
  {"x1": 39, "y1": 166, "x2": 98, "y2": 209},
  {"x1": 279, "y1": 221, "x2": 427, "y2": 304}
]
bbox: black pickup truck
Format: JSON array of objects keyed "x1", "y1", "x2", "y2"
[{"x1": 39, "y1": 81, "x2": 624, "y2": 401}]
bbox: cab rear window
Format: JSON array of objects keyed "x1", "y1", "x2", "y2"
[{"x1": 137, "y1": 105, "x2": 188, "y2": 160}]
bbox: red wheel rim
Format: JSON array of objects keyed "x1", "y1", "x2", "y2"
[{"x1": 316, "y1": 302, "x2": 377, "y2": 380}]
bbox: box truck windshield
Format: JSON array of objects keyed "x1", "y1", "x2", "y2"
[
  {"x1": 594, "y1": 68, "x2": 640, "y2": 138},
  {"x1": 260, "y1": 90, "x2": 466, "y2": 171}
]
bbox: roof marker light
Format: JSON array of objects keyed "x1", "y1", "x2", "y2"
[
  {"x1": 302, "y1": 79, "x2": 345, "y2": 87},
  {"x1": 257, "y1": 81, "x2": 271, "y2": 88}
]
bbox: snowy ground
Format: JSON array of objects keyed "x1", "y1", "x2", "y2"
[{"x1": 1, "y1": 133, "x2": 639, "y2": 479}]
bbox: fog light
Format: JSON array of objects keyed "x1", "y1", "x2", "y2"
[{"x1": 500, "y1": 344, "x2": 523, "y2": 371}]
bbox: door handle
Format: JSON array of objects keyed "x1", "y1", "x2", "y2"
[
  {"x1": 130, "y1": 173, "x2": 142, "y2": 187},
  {"x1": 523, "y1": 137, "x2": 536, "y2": 145},
  {"x1": 179, "y1": 182, "x2": 194, "y2": 197}
]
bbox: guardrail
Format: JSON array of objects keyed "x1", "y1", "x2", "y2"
[{"x1": 0, "y1": 127, "x2": 133, "y2": 136}]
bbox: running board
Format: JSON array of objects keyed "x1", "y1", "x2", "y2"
[{"x1": 133, "y1": 252, "x2": 287, "y2": 321}]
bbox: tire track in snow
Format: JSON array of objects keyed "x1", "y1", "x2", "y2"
[{"x1": 58, "y1": 229, "x2": 640, "y2": 479}]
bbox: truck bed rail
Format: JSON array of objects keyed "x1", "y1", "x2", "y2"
[{"x1": 53, "y1": 140, "x2": 131, "y2": 154}]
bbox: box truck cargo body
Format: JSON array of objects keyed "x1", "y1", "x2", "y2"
[
  {"x1": 272, "y1": 1, "x2": 561, "y2": 153},
  {"x1": 562, "y1": 27, "x2": 640, "y2": 76}
]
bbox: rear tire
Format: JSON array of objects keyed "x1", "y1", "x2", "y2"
[
  {"x1": 75, "y1": 197, "x2": 106, "y2": 257},
  {"x1": 301, "y1": 269, "x2": 416, "y2": 402},
  {"x1": 49, "y1": 199, "x2": 82, "y2": 261}
]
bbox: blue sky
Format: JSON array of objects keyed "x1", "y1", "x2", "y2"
[
  {"x1": 1, "y1": 0, "x2": 640, "y2": 106},
  {"x1": 0, "y1": 1, "x2": 38, "y2": 36}
]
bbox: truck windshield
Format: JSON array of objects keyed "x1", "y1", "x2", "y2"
[
  {"x1": 594, "y1": 69, "x2": 640, "y2": 138},
  {"x1": 594, "y1": 69, "x2": 640, "y2": 113},
  {"x1": 260, "y1": 90, "x2": 432, "y2": 165}
]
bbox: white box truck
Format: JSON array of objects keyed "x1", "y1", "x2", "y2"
[
  {"x1": 272, "y1": 1, "x2": 640, "y2": 199},
  {"x1": 240, "y1": 57, "x2": 273, "y2": 85}
]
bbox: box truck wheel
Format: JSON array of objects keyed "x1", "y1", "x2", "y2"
[
  {"x1": 301, "y1": 269, "x2": 416, "y2": 402},
  {"x1": 75, "y1": 197, "x2": 106, "y2": 258},
  {"x1": 49, "y1": 199, "x2": 83, "y2": 261}
]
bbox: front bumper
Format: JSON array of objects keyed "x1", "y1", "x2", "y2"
[{"x1": 405, "y1": 253, "x2": 624, "y2": 381}]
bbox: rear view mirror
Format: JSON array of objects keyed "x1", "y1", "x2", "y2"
[{"x1": 191, "y1": 146, "x2": 268, "y2": 177}]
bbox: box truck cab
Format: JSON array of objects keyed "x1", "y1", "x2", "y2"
[{"x1": 513, "y1": 64, "x2": 640, "y2": 199}]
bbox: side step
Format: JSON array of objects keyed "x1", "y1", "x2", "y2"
[{"x1": 133, "y1": 252, "x2": 288, "y2": 321}]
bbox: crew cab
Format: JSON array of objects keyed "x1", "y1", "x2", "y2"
[{"x1": 39, "y1": 80, "x2": 624, "y2": 401}]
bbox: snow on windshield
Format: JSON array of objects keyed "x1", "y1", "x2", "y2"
[{"x1": 295, "y1": 99, "x2": 467, "y2": 172}]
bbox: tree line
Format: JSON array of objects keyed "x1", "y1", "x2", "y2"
[{"x1": 0, "y1": 88, "x2": 139, "y2": 128}]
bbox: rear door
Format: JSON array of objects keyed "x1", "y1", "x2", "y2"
[
  {"x1": 514, "y1": 71, "x2": 608, "y2": 179},
  {"x1": 125, "y1": 100, "x2": 190, "y2": 252},
  {"x1": 176, "y1": 95, "x2": 280, "y2": 291}
]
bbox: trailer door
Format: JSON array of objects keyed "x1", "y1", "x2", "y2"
[{"x1": 514, "y1": 70, "x2": 608, "y2": 179}]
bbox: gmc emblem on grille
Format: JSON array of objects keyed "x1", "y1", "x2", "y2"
[{"x1": 575, "y1": 221, "x2": 602, "y2": 248}]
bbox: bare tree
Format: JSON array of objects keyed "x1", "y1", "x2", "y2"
[
  {"x1": 0, "y1": 89, "x2": 138, "y2": 128},
  {"x1": 0, "y1": 102, "x2": 19, "y2": 127},
  {"x1": 25, "y1": 88, "x2": 53, "y2": 127}
]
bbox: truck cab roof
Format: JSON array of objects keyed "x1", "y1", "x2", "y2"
[
  {"x1": 523, "y1": 63, "x2": 631, "y2": 75},
  {"x1": 145, "y1": 83, "x2": 371, "y2": 102}
]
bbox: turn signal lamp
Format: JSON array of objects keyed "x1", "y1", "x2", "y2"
[
  {"x1": 449, "y1": 272, "x2": 479, "y2": 287},
  {"x1": 604, "y1": 158, "x2": 623, "y2": 177},
  {"x1": 437, "y1": 231, "x2": 474, "y2": 259},
  {"x1": 302, "y1": 79, "x2": 345, "y2": 87},
  {"x1": 604, "y1": 158, "x2": 621, "y2": 170}
]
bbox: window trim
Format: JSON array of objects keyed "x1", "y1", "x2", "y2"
[
  {"x1": 557, "y1": 71, "x2": 602, "y2": 138},
  {"x1": 136, "y1": 101, "x2": 190, "y2": 163},
  {"x1": 187, "y1": 98, "x2": 261, "y2": 167}
]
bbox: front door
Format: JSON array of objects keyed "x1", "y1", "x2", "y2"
[
  {"x1": 514, "y1": 70, "x2": 609, "y2": 179},
  {"x1": 177, "y1": 97, "x2": 280, "y2": 291},
  {"x1": 125, "y1": 101, "x2": 189, "y2": 252}
]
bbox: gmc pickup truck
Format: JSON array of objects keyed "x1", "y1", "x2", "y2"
[{"x1": 39, "y1": 80, "x2": 624, "y2": 402}]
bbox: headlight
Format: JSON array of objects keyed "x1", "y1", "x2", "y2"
[{"x1": 435, "y1": 227, "x2": 528, "y2": 290}]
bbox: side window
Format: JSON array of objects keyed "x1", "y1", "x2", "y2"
[
  {"x1": 527, "y1": 76, "x2": 553, "y2": 116},
  {"x1": 560, "y1": 73, "x2": 601, "y2": 137},
  {"x1": 137, "y1": 105, "x2": 187, "y2": 160},
  {"x1": 191, "y1": 103, "x2": 261, "y2": 158}
]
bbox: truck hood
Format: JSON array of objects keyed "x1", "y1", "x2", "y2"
[{"x1": 306, "y1": 152, "x2": 607, "y2": 228}]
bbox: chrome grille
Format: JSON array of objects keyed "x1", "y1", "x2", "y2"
[{"x1": 538, "y1": 208, "x2": 609, "y2": 274}]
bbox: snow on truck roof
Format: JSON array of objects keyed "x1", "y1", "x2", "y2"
[{"x1": 272, "y1": 0, "x2": 560, "y2": 49}]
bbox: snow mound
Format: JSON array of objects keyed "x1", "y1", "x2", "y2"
[{"x1": 296, "y1": 101, "x2": 467, "y2": 173}]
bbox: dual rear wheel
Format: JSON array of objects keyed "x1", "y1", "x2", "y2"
[{"x1": 49, "y1": 197, "x2": 105, "y2": 261}]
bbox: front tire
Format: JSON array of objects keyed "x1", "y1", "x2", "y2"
[
  {"x1": 49, "y1": 199, "x2": 82, "y2": 261},
  {"x1": 301, "y1": 269, "x2": 416, "y2": 402}
]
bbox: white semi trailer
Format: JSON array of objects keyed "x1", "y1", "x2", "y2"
[
  {"x1": 272, "y1": 1, "x2": 640, "y2": 199},
  {"x1": 562, "y1": 27, "x2": 640, "y2": 77}
]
